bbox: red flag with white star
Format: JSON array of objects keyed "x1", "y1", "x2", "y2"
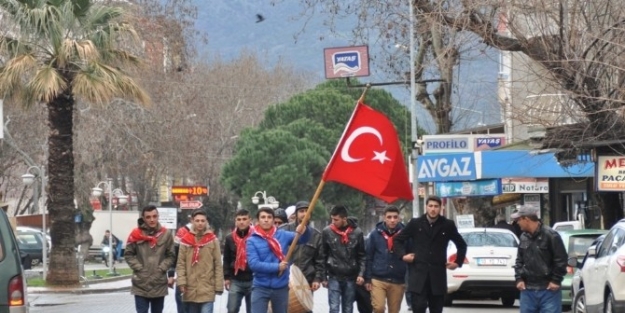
[{"x1": 323, "y1": 101, "x2": 414, "y2": 202}]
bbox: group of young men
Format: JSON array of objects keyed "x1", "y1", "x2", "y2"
[{"x1": 121, "y1": 195, "x2": 567, "y2": 313}]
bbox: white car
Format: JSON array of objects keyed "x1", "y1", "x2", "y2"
[
  {"x1": 570, "y1": 235, "x2": 606, "y2": 313},
  {"x1": 446, "y1": 228, "x2": 519, "y2": 307},
  {"x1": 571, "y1": 219, "x2": 625, "y2": 313}
]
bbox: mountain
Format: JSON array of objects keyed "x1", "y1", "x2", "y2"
[{"x1": 193, "y1": 1, "x2": 499, "y2": 132}]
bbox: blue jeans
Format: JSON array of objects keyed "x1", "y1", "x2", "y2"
[
  {"x1": 520, "y1": 289, "x2": 562, "y2": 313},
  {"x1": 250, "y1": 286, "x2": 289, "y2": 313},
  {"x1": 227, "y1": 279, "x2": 252, "y2": 313},
  {"x1": 185, "y1": 302, "x2": 213, "y2": 313},
  {"x1": 175, "y1": 285, "x2": 186, "y2": 313},
  {"x1": 134, "y1": 296, "x2": 164, "y2": 313},
  {"x1": 328, "y1": 279, "x2": 356, "y2": 313}
]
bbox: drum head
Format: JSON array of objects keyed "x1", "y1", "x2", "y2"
[{"x1": 289, "y1": 265, "x2": 314, "y2": 310}]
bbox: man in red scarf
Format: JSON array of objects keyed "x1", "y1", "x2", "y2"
[
  {"x1": 246, "y1": 207, "x2": 310, "y2": 313},
  {"x1": 124, "y1": 205, "x2": 176, "y2": 313},
  {"x1": 321, "y1": 205, "x2": 367, "y2": 313},
  {"x1": 223, "y1": 209, "x2": 254, "y2": 313},
  {"x1": 364, "y1": 205, "x2": 408, "y2": 313},
  {"x1": 176, "y1": 209, "x2": 223, "y2": 313}
]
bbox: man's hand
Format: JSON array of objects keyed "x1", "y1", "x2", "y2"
[
  {"x1": 365, "y1": 283, "x2": 372, "y2": 291},
  {"x1": 295, "y1": 224, "x2": 306, "y2": 235},
  {"x1": 278, "y1": 261, "x2": 288, "y2": 272},
  {"x1": 322, "y1": 281, "x2": 328, "y2": 288},
  {"x1": 356, "y1": 276, "x2": 364, "y2": 285},
  {"x1": 224, "y1": 280, "x2": 231, "y2": 291},
  {"x1": 311, "y1": 282, "x2": 320, "y2": 291},
  {"x1": 546, "y1": 282, "x2": 560, "y2": 291},
  {"x1": 180, "y1": 285, "x2": 187, "y2": 294},
  {"x1": 167, "y1": 277, "x2": 175, "y2": 288},
  {"x1": 516, "y1": 281, "x2": 526, "y2": 291},
  {"x1": 445, "y1": 262, "x2": 458, "y2": 270},
  {"x1": 402, "y1": 253, "x2": 415, "y2": 263}
]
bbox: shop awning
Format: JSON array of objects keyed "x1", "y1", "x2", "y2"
[{"x1": 478, "y1": 150, "x2": 594, "y2": 178}]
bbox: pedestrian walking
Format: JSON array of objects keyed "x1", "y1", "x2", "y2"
[
  {"x1": 321, "y1": 205, "x2": 367, "y2": 313},
  {"x1": 492, "y1": 213, "x2": 516, "y2": 234},
  {"x1": 246, "y1": 207, "x2": 310, "y2": 313},
  {"x1": 169, "y1": 215, "x2": 192, "y2": 313},
  {"x1": 125, "y1": 205, "x2": 176, "y2": 313},
  {"x1": 223, "y1": 209, "x2": 254, "y2": 313},
  {"x1": 176, "y1": 209, "x2": 223, "y2": 313},
  {"x1": 279, "y1": 201, "x2": 324, "y2": 313},
  {"x1": 394, "y1": 195, "x2": 467, "y2": 313},
  {"x1": 102, "y1": 230, "x2": 122, "y2": 262},
  {"x1": 512, "y1": 205, "x2": 567, "y2": 313},
  {"x1": 365, "y1": 205, "x2": 407, "y2": 313}
]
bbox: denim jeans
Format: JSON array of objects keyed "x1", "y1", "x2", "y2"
[
  {"x1": 520, "y1": 289, "x2": 562, "y2": 313},
  {"x1": 175, "y1": 285, "x2": 186, "y2": 313},
  {"x1": 250, "y1": 286, "x2": 289, "y2": 313},
  {"x1": 227, "y1": 279, "x2": 252, "y2": 313},
  {"x1": 185, "y1": 302, "x2": 213, "y2": 313},
  {"x1": 328, "y1": 278, "x2": 356, "y2": 313},
  {"x1": 134, "y1": 296, "x2": 164, "y2": 313}
]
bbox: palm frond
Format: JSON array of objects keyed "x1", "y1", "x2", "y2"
[
  {"x1": 58, "y1": 38, "x2": 100, "y2": 67},
  {"x1": 0, "y1": 54, "x2": 37, "y2": 89},
  {"x1": 28, "y1": 65, "x2": 66, "y2": 103},
  {"x1": 0, "y1": 36, "x2": 32, "y2": 56}
]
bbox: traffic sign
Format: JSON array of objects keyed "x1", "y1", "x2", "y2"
[{"x1": 179, "y1": 200, "x2": 203, "y2": 209}]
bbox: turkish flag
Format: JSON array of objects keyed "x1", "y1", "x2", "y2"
[{"x1": 323, "y1": 101, "x2": 414, "y2": 202}]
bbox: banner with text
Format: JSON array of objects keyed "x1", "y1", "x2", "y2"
[
  {"x1": 435, "y1": 179, "x2": 502, "y2": 198},
  {"x1": 596, "y1": 156, "x2": 625, "y2": 191},
  {"x1": 502, "y1": 178, "x2": 549, "y2": 193}
]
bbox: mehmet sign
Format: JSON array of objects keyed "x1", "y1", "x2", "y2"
[{"x1": 596, "y1": 156, "x2": 625, "y2": 191}]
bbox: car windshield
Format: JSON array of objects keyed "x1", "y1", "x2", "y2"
[
  {"x1": 462, "y1": 231, "x2": 518, "y2": 247},
  {"x1": 568, "y1": 235, "x2": 601, "y2": 258}
]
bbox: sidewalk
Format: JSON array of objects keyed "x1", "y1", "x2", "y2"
[{"x1": 27, "y1": 261, "x2": 133, "y2": 294}]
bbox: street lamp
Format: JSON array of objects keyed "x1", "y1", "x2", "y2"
[
  {"x1": 457, "y1": 106, "x2": 485, "y2": 127},
  {"x1": 21, "y1": 165, "x2": 47, "y2": 279},
  {"x1": 92, "y1": 178, "x2": 128, "y2": 275},
  {"x1": 251, "y1": 191, "x2": 279, "y2": 209}
]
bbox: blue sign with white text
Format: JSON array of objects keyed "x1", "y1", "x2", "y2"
[
  {"x1": 435, "y1": 179, "x2": 502, "y2": 198},
  {"x1": 417, "y1": 153, "x2": 477, "y2": 182},
  {"x1": 332, "y1": 51, "x2": 361, "y2": 75}
]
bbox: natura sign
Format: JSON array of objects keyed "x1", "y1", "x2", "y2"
[
  {"x1": 417, "y1": 153, "x2": 479, "y2": 182},
  {"x1": 597, "y1": 156, "x2": 625, "y2": 191}
]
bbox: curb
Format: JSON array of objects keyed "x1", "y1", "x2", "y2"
[{"x1": 28, "y1": 276, "x2": 132, "y2": 295}]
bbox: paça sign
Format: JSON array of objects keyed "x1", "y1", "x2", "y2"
[{"x1": 597, "y1": 156, "x2": 625, "y2": 191}]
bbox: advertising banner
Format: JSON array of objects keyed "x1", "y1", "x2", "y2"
[
  {"x1": 502, "y1": 178, "x2": 549, "y2": 193},
  {"x1": 435, "y1": 179, "x2": 502, "y2": 197},
  {"x1": 596, "y1": 156, "x2": 625, "y2": 191},
  {"x1": 417, "y1": 153, "x2": 479, "y2": 182}
]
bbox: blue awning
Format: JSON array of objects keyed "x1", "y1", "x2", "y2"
[{"x1": 478, "y1": 150, "x2": 594, "y2": 178}]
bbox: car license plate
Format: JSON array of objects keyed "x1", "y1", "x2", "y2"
[{"x1": 477, "y1": 258, "x2": 507, "y2": 266}]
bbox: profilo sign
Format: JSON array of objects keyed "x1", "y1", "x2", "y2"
[{"x1": 422, "y1": 134, "x2": 506, "y2": 154}]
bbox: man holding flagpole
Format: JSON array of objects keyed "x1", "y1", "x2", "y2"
[{"x1": 246, "y1": 207, "x2": 310, "y2": 313}]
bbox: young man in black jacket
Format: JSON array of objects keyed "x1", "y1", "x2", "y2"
[
  {"x1": 512, "y1": 205, "x2": 567, "y2": 313},
  {"x1": 223, "y1": 209, "x2": 254, "y2": 313},
  {"x1": 394, "y1": 195, "x2": 467, "y2": 313},
  {"x1": 321, "y1": 205, "x2": 366, "y2": 313}
]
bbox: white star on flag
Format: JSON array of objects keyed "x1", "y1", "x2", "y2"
[{"x1": 372, "y1": 150, "x2": 391, "y2": 164}]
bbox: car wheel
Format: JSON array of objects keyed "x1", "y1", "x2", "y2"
[
  {"x1": 31, "y1": 258, "x2": 41, "y2": 266},
  {"x1": 443, "y1": 294, "x2": 453, "y2": 307},
  {"x1": 605, "y1": 291, "x2": 615, "y2": 313},
  {"x1": 573, "y1": 288, "x2": 586, "y2": 313},
  {"x1": 501, "y1": 294, "x2": 515, "y2": 307}
]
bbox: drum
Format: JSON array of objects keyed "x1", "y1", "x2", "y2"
[{"x1": 288, "y1": 265, "x2": 313, "y2": 313}]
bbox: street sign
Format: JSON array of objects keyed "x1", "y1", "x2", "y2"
[
  {"x1": 171, "y1": 186, "x2": 209, "y2": 196},
  {"x1": 157, "y1": 207, "x2": 178, "y2": 229},
  {"x1": 179, "y1": 200, "x2": 203, "y2": 209}
]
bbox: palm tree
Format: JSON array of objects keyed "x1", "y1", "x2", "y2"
[{"x1": 0, "y1": 0, "x2": 149, "y2": 285}]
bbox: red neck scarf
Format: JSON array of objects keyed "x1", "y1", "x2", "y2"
[
  {"x1": 232, "y1": 226, "x2": 254, "y2": 274},
  {"x1": 379, "y1": 228, "x2": 401, "y2": 251},
  {"x1": 180, "y1": 231, "x2": 217, "y2": 265},
  {"x1": 127, "y1": 226, "x2": 167, "y2": 248},
  {"x1": 254, "y1": 226, "x2": 284, "y2": 261},
  {"x1": 330, "y1": 224, "x2": 354, "y2": 244}
]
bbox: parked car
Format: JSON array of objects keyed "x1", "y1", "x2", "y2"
[
  {"x1": 445, "y1": 228, "x2": 519, "y2": 307},
  {"x1": 569, "y1": 219, "x2": 625, "y2": 313},
  {"x1": 558, "y1": 229, "x2": 607, "y2": 309},
  {"x1": 570, "y1": 234, "x2": 607, "y2": 313},
  {"x1": 16, "y1": 229, "x2": 48, "y2": 266},
  {"x1": 0, "y1": 209, "x2": 29, "y2": 312},
  {"x1": 17, "y1": 226, "x2": 51, "y2": 249}
]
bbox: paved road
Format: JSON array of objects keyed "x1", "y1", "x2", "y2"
[{"x1": 29, "y1": 288, "x2": 530, "y2": 313}]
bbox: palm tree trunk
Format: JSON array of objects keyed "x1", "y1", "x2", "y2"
[{"x1": 46, "y1": 89, "x2": 78, "y2": 285}]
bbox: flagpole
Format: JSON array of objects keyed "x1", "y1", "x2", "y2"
[{"x1": 280, "y1": 85, "x2": 372, "y2": 276}]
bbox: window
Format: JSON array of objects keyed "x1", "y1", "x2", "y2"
[
  {"x1": 609, "y1": 229, "x2": 625, "y2": 255},
  {"x1": 462, "y1": 232, "x2": 518, "y2": 247},
  {"x1": 568, "y1": 235, "x2": 602, "y2": 259},
  {"x1": 597, "y1": 230, "x2": 615, "y2": 258}
]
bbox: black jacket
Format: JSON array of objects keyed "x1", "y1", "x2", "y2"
[
  {"x1": 492, "y1": 221, "x2": 517, "y2": 235},
  {"x1": 321, "y1": 218, "x2": 366, "y2": 281},
  {"x1": 280, "y1": 222, "x2": 324, "y2": 284},
  {"x1": 394, "y1": 215, "x2": 467, "y2": 295},
  {"x1": 514, "y1": 223, "x2": 567, "y2": 289},
  {"x1": 223, "y1": 228, "x2": 254, "y2": 282},
  {"x1": 365, "y1": 221, "x2": 407, "y2": 284}
]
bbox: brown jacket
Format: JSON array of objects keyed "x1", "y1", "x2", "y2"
[
  {"x1": 176, "y1": 228, "x2": 224, "y2": 303},
  {"x1": 124, "y1": 223, "x2": 175, "y2": 298}
]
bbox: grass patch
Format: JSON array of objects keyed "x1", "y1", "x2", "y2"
[{"x1": 26, "y1": 268, "x2": 133, "y2": 287}]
